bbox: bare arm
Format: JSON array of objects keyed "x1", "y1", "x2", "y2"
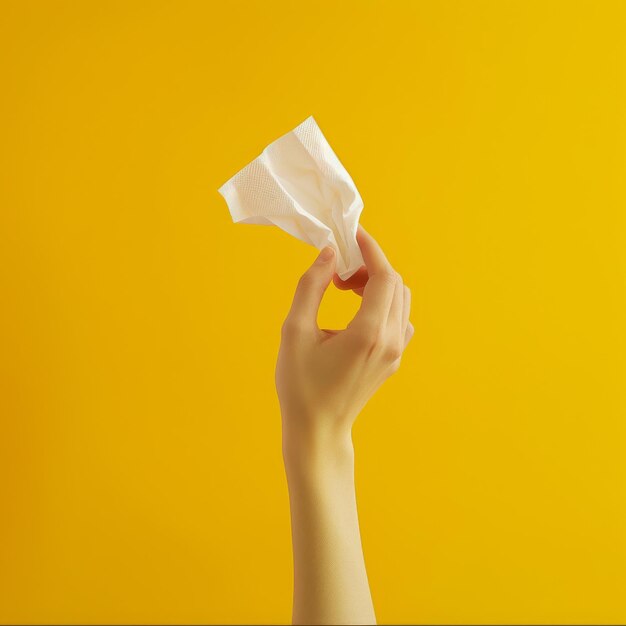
[{"x1": 276, "y1": 227, "x2": 413, "y2": 625}]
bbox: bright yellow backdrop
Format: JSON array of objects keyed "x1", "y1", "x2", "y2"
[{"x1": 1, "y1": 1, "x2": 625, "y2": 623}]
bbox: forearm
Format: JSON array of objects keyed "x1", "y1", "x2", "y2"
[{"x1": 282, "y1": 422, "x2": 376, "y2": 625}]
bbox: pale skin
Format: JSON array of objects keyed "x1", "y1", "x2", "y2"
[{"x1": 276, "y1": 226, "x2": 414, "y2": 625}]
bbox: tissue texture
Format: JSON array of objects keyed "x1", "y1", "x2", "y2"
[{"x1": 218, "y1": 116, "x2": 364, "y2": 280}]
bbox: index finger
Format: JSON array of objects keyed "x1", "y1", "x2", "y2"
[
  {"x1": 351, "y1": 226, "x2": 398, "y2": 327},
  {"x1": 356, "y1": 225, "x2": 393, "y2": 276}
]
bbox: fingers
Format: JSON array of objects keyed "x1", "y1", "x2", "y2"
[
  {"x1": 337, "y1": 225, "x2": 414, "y2": 360},
  {"x1": 283, "y1": 247, "x2": 336, "y2": 334},
  {"x1": 390, "y1": 295, "x2": 414, "y2": 373},
  {"x1": 402, "y1": 287, "x2": 413, "y2": 351},
  {"x1": 356, "y1": 226, "x2": 392, "y2": 276},
  {"x1": 387, "y1": 273, "x2": 405, "y2": 344},
  {"x1": 352, "y1": 226, "x2": 397, "y2": 327},
  {"x1": 404, "y1": 321, "x2": 415, "y2": 349},
  {"x1": 402, "y1": 286, "x2": 411, "y2": 338}
]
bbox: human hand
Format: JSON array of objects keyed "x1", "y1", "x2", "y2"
[{"x1": 275, "y1": 226, "x2": 413, "y2": 459}]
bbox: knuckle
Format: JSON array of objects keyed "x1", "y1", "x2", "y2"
[
  {"x1": 383, "y1": 340, "x2": 403, "y2": 362},
  {"x1": 389, "y1": 358, "x2": 401, "y2": 374},
  {"x1": 360, "y1": 325, "x2": 389, "y2": 355}
]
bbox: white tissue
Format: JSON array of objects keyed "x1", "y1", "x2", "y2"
[{"x1": 218, "y1": 116, "x2": 364, "y2": 280}]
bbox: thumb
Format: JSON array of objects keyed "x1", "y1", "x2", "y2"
[{"x1": 285, "y1": 246, "x2": 336, "y2": 331}]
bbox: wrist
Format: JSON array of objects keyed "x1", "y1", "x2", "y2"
[{"x1": 281, "y1": 417, "x2": 354, "y2": 479}]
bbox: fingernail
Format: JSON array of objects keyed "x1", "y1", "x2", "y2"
[{"x1": 317, "y1": 247, "x2": 334, "y2": 263}]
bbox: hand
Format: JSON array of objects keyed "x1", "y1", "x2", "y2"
[{"x1": 275, "y1": 226, "x2": 414, "y2": 457}]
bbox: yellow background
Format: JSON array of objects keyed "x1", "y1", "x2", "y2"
[{"x1": 1, "y1": 1, "x2": 625, "y2": 623}]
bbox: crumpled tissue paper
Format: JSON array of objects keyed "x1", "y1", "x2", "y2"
[{"x1": 218, "y1": 116, "x2": 364, "y2": 280}]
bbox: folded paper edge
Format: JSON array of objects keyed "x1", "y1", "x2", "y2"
[{"x1": 217, "y1": 179, "x2": 247, "y2": 223}]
